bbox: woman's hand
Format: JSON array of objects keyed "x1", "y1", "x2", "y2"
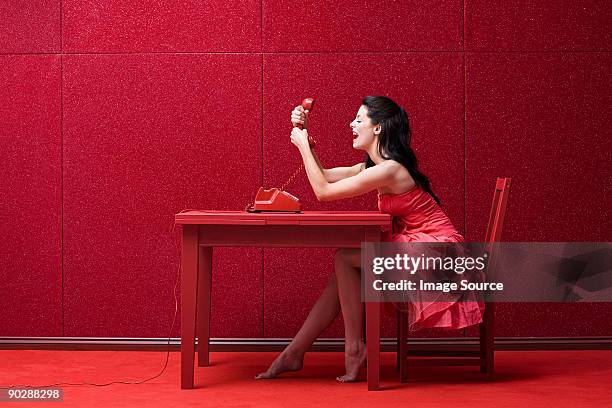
[
  {"x1": 291, "y1": 105, "x2": 308, "y2": 127},
  {"x1": 290, "y1": 127, "x2": 311, "y2": 151}
]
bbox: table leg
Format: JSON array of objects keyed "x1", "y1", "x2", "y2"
[
  {"x1": 197, "y1": 246, "x2": 212, "y2": 367},
  {"x1": 366, "y1": 302, "x2": 380, "y2": 390},
  {"x1": 365, "y1": 227, "x2": 380, "y2": 391},
  {"x1": 399, "y1": 310, "x2": 408, "y2": 383},
  {"x1": 181, "y1": 225, "x2": 198, "y2": 389}
]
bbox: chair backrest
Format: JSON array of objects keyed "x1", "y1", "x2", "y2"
[
  {"x1": 485, "y1": 178, "x2": 511, "y2": 244},
  {"x1": 480, "y1": 179, "x2": 510, "y2": 369}
]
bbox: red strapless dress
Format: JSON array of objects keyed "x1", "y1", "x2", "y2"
[{"x1": 378, "y1": 186, "x2": 484, "y2": 331}]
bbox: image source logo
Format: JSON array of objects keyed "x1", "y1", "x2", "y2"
[{"x1": 362, "y1": 242, "x2": 612, "y2": 303}]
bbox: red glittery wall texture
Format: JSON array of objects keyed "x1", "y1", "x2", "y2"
[{"x1": 1, "y1": 1, "x2": 610, "y2": 339}]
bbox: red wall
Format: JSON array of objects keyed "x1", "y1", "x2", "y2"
[{"x1": 1, "y1": 1, "x2": 610, "y2": 340}]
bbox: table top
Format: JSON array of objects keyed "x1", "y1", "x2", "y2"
[{"x1": 174, "y1": 210, "x2": 391, "y2": 225}]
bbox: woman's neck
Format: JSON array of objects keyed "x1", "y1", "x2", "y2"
[{"x1": 367, "y1": 145, "x2": 386, "y2": 164}]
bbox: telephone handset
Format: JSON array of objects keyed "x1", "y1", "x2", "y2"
[
  {"x1": 245, "y1": 98, "x2": 315, "y2": 213},
  {"x1": 298, "y1": 97, "x2": 316, "y2": 147}
]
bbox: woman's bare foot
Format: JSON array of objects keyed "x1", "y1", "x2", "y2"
[
  {"x1": 336, "y1": 341, "x2": 367, "y2": 383},
  {"x1": 255, "y1": 351, "x2": 304, "y2": 379}
]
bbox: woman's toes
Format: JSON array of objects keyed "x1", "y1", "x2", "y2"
[
  {"x1": 336, "y1": 374, "x2": 358, "y2": 383},
  {"x1": 254, "y1": 352, "x2": 303, "y2": 380},
  {"x1": 338, "y1": 343, "x2": 367, "y2": 382}
]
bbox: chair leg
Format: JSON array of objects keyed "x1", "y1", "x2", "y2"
[
  {"x1": 486, "y1": 303, "x2": 495, "y2": 378},
  {"x1": 396, "y1": 309, "x2": 400, "y2": 372},
  {"x1": 399, "y1": 310, "x2": 408, "y2": 383},
  {"x1": 362, "y1": 304, "x2": 367, "y2": 368},
  {"x1": 479, "y1": 320, "x2": 486, "y2": 373},
  {"x1": 479, "y1": 303, "x2": 495, "y2": 378}
]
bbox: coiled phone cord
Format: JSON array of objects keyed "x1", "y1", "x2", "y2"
[{"x1": 279, "y1": 164, "x2": 305, "y2": 192}]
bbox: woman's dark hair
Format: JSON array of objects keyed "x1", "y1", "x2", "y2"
[{"x1": 362, "y1": 95, "x2": 441, "y2": 205}]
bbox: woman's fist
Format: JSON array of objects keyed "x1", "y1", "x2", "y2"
[
  {"x1": 291, "y1": 105, "x2": 308, "y2": 127},
  {"x1": 290, "y1": 127, "x2": 310, "y2": 150}
]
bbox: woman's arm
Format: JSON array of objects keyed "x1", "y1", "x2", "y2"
[
  {"x1": 291, "y1": 105, "x2": 362, "y2": 183},
  {"x1": 293, "y1": 134, "x2": 394, "y2": 201},
  {"x1": 311, "y1": 150, "x2": 364, "y2": 183}
]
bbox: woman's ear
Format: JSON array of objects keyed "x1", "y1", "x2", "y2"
[{"x1": 374, "y1": 126, "x2": 381, "y2": 135}]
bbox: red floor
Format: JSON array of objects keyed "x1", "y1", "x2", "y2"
[{"x1": 1, "y1": 350, "x2": 611, "y2": 407}]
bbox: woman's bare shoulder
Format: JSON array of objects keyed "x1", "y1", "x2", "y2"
[
  {"x1": 380, "y1": 160, "x2": 416, "y2": 191},
  {"x1": 379, "y1": 159, "x2": 403, "y2": 171}
]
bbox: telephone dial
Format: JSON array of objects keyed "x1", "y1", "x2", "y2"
[{"x1": 245, "y1": 98, "x2": 315, "y2": 213}]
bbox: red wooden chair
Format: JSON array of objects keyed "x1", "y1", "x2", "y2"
[{"x1": 395, "y1": 177, "x2": 512, "y2": 382}]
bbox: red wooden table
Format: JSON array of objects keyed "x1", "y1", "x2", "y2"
[{"x1": 174, "y1": 210, "x2": 390, "y2": 390}]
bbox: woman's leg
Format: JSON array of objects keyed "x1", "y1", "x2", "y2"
[
  {"x1": 255, "y1": 273, "x2": 341, "y2": 379},
  {"x1": 334, "y1": 248, "x2": 366, "y2": 382}
]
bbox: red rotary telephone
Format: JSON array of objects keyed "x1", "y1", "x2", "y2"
[{"x1": 245, "y1": 98, "x2": 315, "y2": 213}]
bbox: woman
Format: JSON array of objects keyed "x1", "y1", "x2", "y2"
[{"x1": 255, "y1": 96, "x2": 482, "y2": 382}]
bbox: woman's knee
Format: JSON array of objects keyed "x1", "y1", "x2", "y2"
[
  {"x1": 334, "y1": 248, "x2": 350, "y2": 266},
  {"x1": 334, "y1": 248, "x2": 361, "y2": 269}
]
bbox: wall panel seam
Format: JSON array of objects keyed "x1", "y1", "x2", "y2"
[
  {"x1": 60, "y1": 54, "x2": 65, "y2": 337},
  {"x1": 3, "y1": 51, "x2": 610, "y2": 56},
  {"x1": 462, "y1": 0, "x2": 467, "y2": 339}
]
